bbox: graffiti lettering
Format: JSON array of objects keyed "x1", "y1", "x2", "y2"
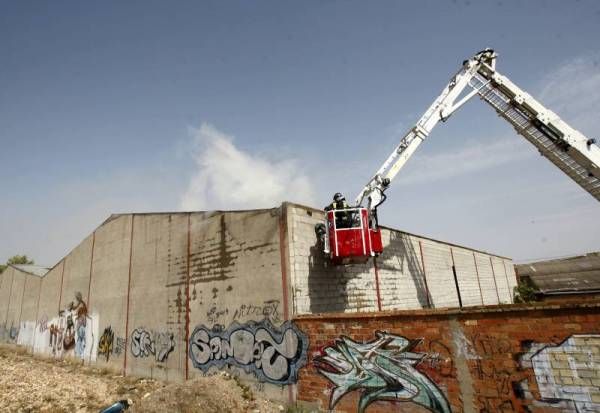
[
  {"x1": 189, "y1": 319, "x2": 308, "y2": 385},
  {"x1": 315, "y1": 331, "x2": 451, "y2": 413},
  {"x1": 98, "y1": 327, "x2": 114, "y2": 362},
  {"x1": 130, "y1": 328, "x2": 175, "y2": 362},
  {"x1": 422, "y1": 340, "x2": 454, "y2": 377},
  {"x1": 231, "y1": 300, "x2": 281, "y2": 324},
  {"x1": 206, "y1": 306, "x2": 228, "y2": 324}
]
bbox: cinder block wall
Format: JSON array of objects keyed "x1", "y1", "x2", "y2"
[
  {"x1": 294, "y1": 303, "x2": 600, "y2": 413},
  {"x1": 286, "y1": 203, "x2": 517, "y2": 314}
]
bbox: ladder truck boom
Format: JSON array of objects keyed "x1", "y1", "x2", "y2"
[
  {"x1": 355, "y1": 49, "x2": 600, "y2": 213},
  {"x1": 323, "y1": 49, "x2": 599, "y2": 265}
]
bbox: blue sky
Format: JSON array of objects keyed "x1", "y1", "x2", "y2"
[{"x1": 1, "y1": 0, "x2": 599, "y2": 265}]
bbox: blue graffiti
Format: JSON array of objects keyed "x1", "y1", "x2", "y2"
[{"x1": 189, "y1": 319, "x2": 308, "y2": 384}]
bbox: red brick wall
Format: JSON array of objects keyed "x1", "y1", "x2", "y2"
[{"x1": 294, "y1": 302, "x2": 600, "y2": 413}]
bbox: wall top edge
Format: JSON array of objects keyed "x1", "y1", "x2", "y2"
[
  {"x1": 284, "y1": 201, "x2": 513, "y2": 260},
  {"x1": 292, "y1": 300, "x2": 600, "y2": 321}
]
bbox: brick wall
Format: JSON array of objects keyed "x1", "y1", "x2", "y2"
[
  {"x1": 286, "y1": 203, "x2": 517, "y2": 315},
  {"x1": 294, "y1": 302, "x2": 600, "y2": 413}
]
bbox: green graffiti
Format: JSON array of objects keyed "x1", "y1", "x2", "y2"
[{"x1": 314, "y1": 331, "x2": 451, "y2": 413}]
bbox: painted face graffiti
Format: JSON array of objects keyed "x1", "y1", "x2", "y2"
[
  {"x1": 314, "y1": 331, "x2": 451, "y2": 413},
  {"x1": 188, "y1": 319, "x2": 308, "y2": 385},
  {"x1": 130, "y1": 328, "x2": 175, "y2": 362}
]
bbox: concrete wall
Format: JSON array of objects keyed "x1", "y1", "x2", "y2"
[
  {"x1": 0, "y1": 202, "x2": 519, "y2": 405},
  {"x1": 0, "y1": 266, "x2": 15, "y2": 341},
  {"x1": 295, "y1": 303, "x2": 600, "y2": 413},
  {"x1": 286, "y1": 203, "x2": 516, "y2": 314},
  {"x1": 0, "y1": 266, "x2": 44, "y2": 346},
  {"x1": 0, "y1": 208, "x2": 306, "y2": 403},
  {"x1": 88, "y1": 215, "x2": 132, "y2": 369},
  {"x1": 125, "y1": 213, "x2": 188, "y2": 381},
  {"x1": 186, "y1": 209, "x2": 303, "y2": 402},
  {"x1": 16, "y1": 272, "x2": 42, "y2": 349}
]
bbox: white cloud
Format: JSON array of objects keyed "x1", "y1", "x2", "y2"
[
  {"x1": 395, "y1": 137, "x2": 533, "y2": 186},
  {"x1": 538, "y1": 54, "x2": 600, "y2": 134},
  {"x1": 180, "y1": 123, "x2": 316, "y2": 210},
  {"x1": 394, "y1": 53, "x2": 600, "y2": 188}
]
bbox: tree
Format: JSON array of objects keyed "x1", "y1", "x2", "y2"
[{"x1": 0, "y1": 255, "x2": 35, "y2": 275}]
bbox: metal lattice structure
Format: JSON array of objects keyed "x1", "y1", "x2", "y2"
[{"x1": 356, "y1": 49, "x2": 600, "y2": 212}]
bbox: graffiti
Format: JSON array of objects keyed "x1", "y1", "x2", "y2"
[
  {"x1": 98, "y1": 327, "x2": 115, "y2": 362},
  {"x1": 8, "y1": 322, "x2": 18, "y2": 341},
  {"x1": 71, "y1": 291, "x2": 88, "y2": 357},
  {"x1": 48, "y1": 292, "x2": 90, "y2": 359},
  {"x1": 38, "y1": 316, "x2": 48, "y2": 333},
  {"x1": 314, "y1": 331, "x2": 451, "y2": 413},
  {"x1": 188, "y1": 319, "x2": 308, "y2": 385},
  {"x1": 114, "y1": 337, "x2": 126, "y2": 356},
  {"x1": 130, "y1": 328, "x2": 175, "y2": 362},
  {"x1": 471, "y1": 332, "x2": 511, "y2": 356},
  {"x1": 418, "y1": 340, "x2": 454, "y2": 378},
  {"x1": 206, "y1": 306, "x2": 229, "y2": 324},
  {"x1": 518, "y1": 334, "x2": 600, "y2": 412},
  {"x1": 131, "y1": 329, "x2": 154, "y2": 358},
  {"x1": 451, "y1": 327, "x2": 479, "y2": 360},
  {"x1": 231, "y1": 300, "x2": 281, "y2": 324}
]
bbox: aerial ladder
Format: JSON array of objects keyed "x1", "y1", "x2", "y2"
[{"x1": 323, "y1": 48, "x2": 600, "y2": 264}]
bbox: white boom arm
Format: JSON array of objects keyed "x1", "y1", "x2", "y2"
[{"x1": 355, "y1": 49, "x2": 600, "y2": 212}]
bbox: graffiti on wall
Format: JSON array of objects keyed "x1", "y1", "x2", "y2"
[
  {"x1": 98, "y1": 326, "x2": 126, "y2": 362},
  {"x1": 38, "y1": 316, "x2": 48, "y2": 333},
  {"x1": 9, "y1": 322, "x2": 18, "y2": 341},
  {"x1": 130, "y1": 328, "x2": 175, "y2": 362},
  {"x1": 98, "y1": 327, "x2": 114, "y2": 362},
  {"x1": 231, "y1": 300, "x2": 282, "y2": 324},
  {"x1": 314, "y1": 331, "x2": 451, "y2": 413},
  {"x1": 189, "y1": 319, "x2": 308, "y2": 384},
  {"x1": 518, "y1": 334, "x2": 600, "y2": 412},
  {"x1": 48, "y1": 292, "x2": 92, "y2": 359}
]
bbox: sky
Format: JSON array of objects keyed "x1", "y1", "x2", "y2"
[{"x1": 1, "y1": 0, "x2": 599, "y2": 266}]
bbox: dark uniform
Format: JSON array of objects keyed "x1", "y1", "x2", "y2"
[{"x1": 325, "y1": 193, "x2": 352, "y2": 228}]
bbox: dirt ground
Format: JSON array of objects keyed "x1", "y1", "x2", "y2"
[{"x1": 0, "y1": 345, "x2": 293, "y2": 413}]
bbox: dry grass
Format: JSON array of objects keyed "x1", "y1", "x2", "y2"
[{"x1": 0, "y1": 344, "x2": 288, "y2": 412}]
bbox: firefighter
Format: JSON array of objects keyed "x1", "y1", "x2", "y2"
[
  {"x1": 325, "y1": 193, "x2": 352, "y2": 228},
  {"x1": 325, "y1": 193, "x2": 348, "y2": 211}
]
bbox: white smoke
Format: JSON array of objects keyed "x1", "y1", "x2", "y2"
[{"x1": 180, "y1": 123, "x2": 316, "y2": 211}]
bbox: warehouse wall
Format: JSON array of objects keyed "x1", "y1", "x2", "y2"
[
  {"x1": 185, "y1": 209, "x2": 305, "y2": 402},
  {"x1": 16, "y1": 271, "x2": 42, "y2": 349},
  {"x1": 124, "y1": 213, "x2": 188, "y2": 382},
  {"x1": 0, "y1": 266, "x2": 15, "y2": 341},
  {"x1": 0, "y1": 207, "x2": 307, "y2": 403},
  {"x1": 0, "y1": 267, "x2": 44, "y2": 346},
  {"x1": 1, "y1": 202, "x2": 520, "y2": 405},
  {"x1": 286, "y1": 203, "x2": 517, "y2": 314},
  {"x1": 3, "y1": 267, "x2": 26, "y2": 344},
  {"x1": 295, "y1": 303, "x2": 600, "y2": 413}
]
